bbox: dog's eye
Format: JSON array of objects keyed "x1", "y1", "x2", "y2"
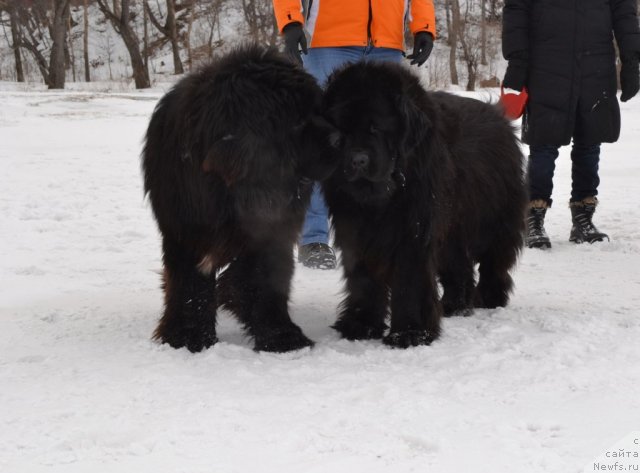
[{"x1": 369, "y1": 125, "x2": 379, "y2": 134}]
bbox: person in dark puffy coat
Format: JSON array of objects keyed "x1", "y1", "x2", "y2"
[{"x1": 502, "y1": 0, "x2": 640, "y2": 248}]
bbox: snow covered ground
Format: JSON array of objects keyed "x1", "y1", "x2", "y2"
[{"x1": 1, "y1": 83, "x2": 639, "y2": 473}]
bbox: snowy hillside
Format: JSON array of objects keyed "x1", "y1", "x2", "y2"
[{"x1": 1, "y1": 83, "x2": 639, "y2": 472}]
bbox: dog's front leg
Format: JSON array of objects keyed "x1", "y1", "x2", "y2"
[
  {"x1": 223, "y1": 240, "x2": 314, "y2": 352},
  {"x1": 384, "y1": 243, "x2": 441, "y2": 348},
  {"x1": 333, "y1": 257, "x2": 389, "y2": 341},
  {"x1": 154, "y1": 236, "x2": 219, "y2": 353}
]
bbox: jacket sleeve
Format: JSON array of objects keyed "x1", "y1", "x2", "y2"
[
  {"x1": 409, "y1": 0, "x2": 437, "y2": 39},
  {"x1": 611, "y1": 0, "x2": 640, "y2": 58},
  {"x1": 502, "y1": 0, "x2": 531, "y2": 60},
  {"x1": 272, "y1": 0, "x2": 304, "y2": 33}
]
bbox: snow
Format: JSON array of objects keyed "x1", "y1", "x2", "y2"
[{"x1": 1, "y1": 85, "x2": 639, "y2": 473}]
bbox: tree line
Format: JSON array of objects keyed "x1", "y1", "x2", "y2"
[{"x1": 0, "y1": 0, "x2": 534, "y2": 91}]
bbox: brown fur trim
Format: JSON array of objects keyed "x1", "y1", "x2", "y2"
[
  {"x1": 569, "y1": 196, "x2": 598, "y2": 208},
  {"x1": 529, "y1": 199, "x2": 549, "y2": 209}
]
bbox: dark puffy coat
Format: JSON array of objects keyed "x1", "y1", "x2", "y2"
[{"x1": 503, "y1": 0, "x2": 640, "y2": 146}]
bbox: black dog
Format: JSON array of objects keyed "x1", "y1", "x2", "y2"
[
  {"x1": 142, "y1": 45, "x2": 337, "y2": 353},
  {"x1": 322, "y1": 62, "x2": 527, "y2": 348}
]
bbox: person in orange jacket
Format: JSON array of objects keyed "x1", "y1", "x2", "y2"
[{"x1": 273, "y1": 0, "x2": 437, "y2": 269}]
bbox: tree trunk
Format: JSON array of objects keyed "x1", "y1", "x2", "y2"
[
  {"x1": 466, "y1": 59, "x2": 477, "y2": 91},
  {"x1": 186, "y1": 1, "x2": 195, "y2": 70},
  {"x1": 143, "y1": 1, "x2": 149, "y2": 71},
  {"x1": 448, "y1": 0, "x2": 459, "y2": 86},
  {"x1": 8, "y1": 7, "x2": 25, "y2": 82},
  {"x1": 106, "y1": 34, "x2": 113, "y2": 80},
  {"x1": 84, "y1": 0, "x2": 90, "y2": 81},
  {"x1": 48, "y1": 0, "x2": 71, "y2": 89},
  {"x1": 121, "y1": 26, "x2": 151, "y2": 88},
  {"x1": 457, "y1": 2, "x2": 477, "y2": 91},
  {"x1": 68, "y1": 12, "x2": 76, "y2": 82},
  {"x1": 480, "y1": 0, "x2": 487, "y2": 66},
  {"x1": 166, "y1": 0, "x2": 184, "y2": 74}
]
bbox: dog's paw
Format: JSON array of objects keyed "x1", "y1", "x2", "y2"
[
  {"x1": 254, "y1": 326, "x2": 314, "y2": 353},
  {"x1": 383, "y1": 329, "x2": 438, "y2": 349},
  {"x1": 442, "y1": 305, "x2": 474, "y2": 318},
  {"x1": 332, "y1": 317, "x2": 386, "y2": 340},
  {"x1": 155, "y1": 324, "x2": 218, "y2": 353},
  {"x1": 442, "y1": 292, "x2": 474, "y2": 317}
]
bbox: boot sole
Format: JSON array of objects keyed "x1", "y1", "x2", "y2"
[
  {"x1": 527, "y1": 237, "x2": 551, "y2": 249},
  {"x1": 528, "y1": 241, "x2": 551, "y2": 249},
  {"x1": 570, "y1": 236, "x2": 609, "y2": 244}
]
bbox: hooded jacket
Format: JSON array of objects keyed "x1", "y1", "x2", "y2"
[
  {"x1": 273, "y1": 0, "x2": 436, "y2": 50},
  {"x1": 503, "y1": 0, "x2": 640, "y2": 146}
]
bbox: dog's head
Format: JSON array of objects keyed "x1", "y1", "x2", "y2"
[
  {"x1": 172, "y1": 45, "x2": 339, "y2": 223},
  {"x1": 323, "y1": 62, "x2": 432, "y2": 203},
  {"x1": 193, "y1": 46, "x2": 338, "y2": 189}
]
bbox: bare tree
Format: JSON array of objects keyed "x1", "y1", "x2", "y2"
[
  {"x1": 96, "y1": 0, "x2": 150, "y2": 88},
  {"x1": 18, "y1": 14, "x2": 51, "y2": 84},
  {"x1": 9, "y1": 1, "x2": 52, "y2": 85},
  {"x1": 460, "y1": 1, "x2": 481, "y2": 91},
  {"x1": 83, "y1": 0, "x2": 90, "y2": 81},
  {"x1": 488, "y1": 0, "x2": 503, "y2": 19},
  {"x1": 100, "y1": 29, "x2": 115, "y2": 80},
  {"x1": 0, "y1": 0, "x2": 25, "y2": 81},
  {"x1": 2, "y1": 0, "x2": 70, "y2": 87},
  {"x1": 67, "y1": 6, "x2": 76, "y2": 82},
  {"x1": 187, "y1": 0, "x2": 225, "y2": 65},
  {"x1": 48, "y1": 0, "x2": 71, "y2": 88},
  {"x1": 184, "y1": 0, "x2": 195, "y2": 69},
  {"x1": 480, "y1": 0, "x2": 487, "y2": 65},
  {"x1": 143, "y1": 0, "x2": 149, "y2": 70},
  {"x1": 241, "y1": 0, "x2": 278, "y2": 46},
  {"x1": 144, "y1": 0, "x2": 184, "y2": 74},
  {"x1": 459, "y1": 36, "x2": 479, "y2": 91},
  {"x1": 203, "y1": 0, "x2": 225, "y2": 56},
  {"x1": 445, "y1": 0, "x2": 488, "y2": 91},
  {"x1": 447, "y1": 0, "x2": 460, "y2": 86}
]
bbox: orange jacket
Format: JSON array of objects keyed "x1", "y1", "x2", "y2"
[{"x1": 273, "y1": 0, "x2": 436, "y2": 50}]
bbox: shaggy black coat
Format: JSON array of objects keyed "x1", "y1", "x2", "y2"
[
  {"x1": 503, "y1": 0, "x2": 640, "y2": 146},
  {"x1": 321, "y1": 62, "x2": 527, "y2": 348},
  {"x1": 142, "y1": 45, "x2": 338, "y2": 352}
]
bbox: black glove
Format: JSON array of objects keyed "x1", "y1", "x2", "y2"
[
  {"x1": 407, "y1": 32, "x2": 434, "y2": 66},
  {"x1": 282, "y1": 22, "x2": 307, "y2": 65},
  {"x1": 502, "y1": 59, "x2": 528, "y2": 91},
  {"x1": 620, "y1": 55, "x2": 640, "y2": 102}
]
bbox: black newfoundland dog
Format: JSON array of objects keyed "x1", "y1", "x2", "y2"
[
  {"x1": 321, "y1": 62, "x2": 527, "y2": 348},
  {"x1": 142, "y1": 45, "x2": 337, "y2": 353}
]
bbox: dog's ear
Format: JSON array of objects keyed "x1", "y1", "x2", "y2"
[
  {"x1": 322, "y1": 100, "x2": 349, "y2": 138},
  {"x1": 396, "y1": 85, "x2": 432, "y2": 160},
  {"x1": 201, "y1": 135, "x2": 248, "y2": 186},
  {"x1": 297, "y1": 114, "x2": 342, "y2": 181}
]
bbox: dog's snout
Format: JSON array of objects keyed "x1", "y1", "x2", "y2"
[{"x1": 350, "y1": 151, "x2": 370, "y2": 172}]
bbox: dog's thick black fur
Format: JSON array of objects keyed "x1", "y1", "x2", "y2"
[
  {"x1": 142, "y1": 45, "x2": 337, "y2": 353},
  {"x1": 322, "y1": 62, "x2": 527, "y2": 348}
]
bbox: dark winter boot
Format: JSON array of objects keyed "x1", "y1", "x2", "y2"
[
  {"x1": 526, "y1": 200, "x2": 551, "y2": 249},
  {"x1": 569, "y1": 197, "x2": 609, "y2": 244},
  {"x1": 298, "y1": 243, "x2": 337, "y2": 269}
]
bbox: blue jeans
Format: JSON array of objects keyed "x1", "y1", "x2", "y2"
[
  {"x1": 528, "y1": 142, "x2": 601, "y2": 206},
  {"x1": 300, "y1": 46, "x2": 404, "y2": 246}
]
